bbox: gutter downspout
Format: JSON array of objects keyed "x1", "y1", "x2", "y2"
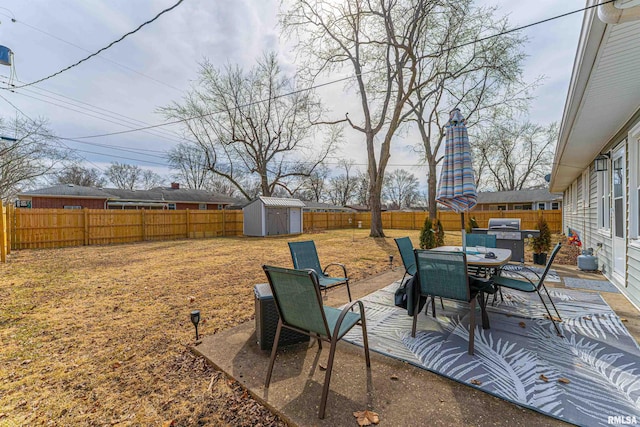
[{"x1": 598, "y1": 0, "x2": 640, "y2": 24}]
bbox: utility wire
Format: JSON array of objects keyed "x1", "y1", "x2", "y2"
[
  {"x1": 0, "y1": 11, "x2": 184, "y2": 93},
  {"x1": 63, "y1": 0, "x2": 614, "y2": 141},
  {"x1": 1, "y1": 0, "x2": 185, "y2": 90}
]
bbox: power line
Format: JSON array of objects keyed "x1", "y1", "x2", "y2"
[
  {"x1": 0, "y1": 11, "x2": 184, "y2": 93},
  {"x1": 1, "y1": 0, "x2": 185, "y2": 90},
  {"x1": 61, "y1": 1, "x2": 612, "y2": 141}
]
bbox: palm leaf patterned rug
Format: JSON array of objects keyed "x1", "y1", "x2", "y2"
[{"x1": 342, "y1": 282, "x2": 640, "y2": 426}]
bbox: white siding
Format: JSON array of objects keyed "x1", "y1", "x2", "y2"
[{"x1": 243, "y1": 200, "x2": 265, "y2": 236}]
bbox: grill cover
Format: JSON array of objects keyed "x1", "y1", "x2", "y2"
[{"x1": 488, "y1": 218, "x2": 521, "y2": 230}]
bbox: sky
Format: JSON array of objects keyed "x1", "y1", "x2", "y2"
[{"x1": 0, "y1": 0, "x2": 585, "y2": 189}]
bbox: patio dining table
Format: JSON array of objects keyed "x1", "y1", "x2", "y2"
[{"x1": 431, "y1": 246, "x2": 512, "y2": 269}]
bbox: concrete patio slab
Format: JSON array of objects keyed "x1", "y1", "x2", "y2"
[{"x1": 194, "y1": 266, "x2": 638, "y2": 426}]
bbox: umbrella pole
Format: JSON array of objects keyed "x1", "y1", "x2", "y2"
[{"x1": 461, "y1": 212, "x2": 466, "y2": 253}]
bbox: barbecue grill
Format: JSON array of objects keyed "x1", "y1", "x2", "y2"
[{"x1": 472, "y1": 218, "x2": 539, "y2": 263}]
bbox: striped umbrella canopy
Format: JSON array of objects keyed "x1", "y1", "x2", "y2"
[{"x1": 436, "y1": 109, "x2": 477, "y2": 248}]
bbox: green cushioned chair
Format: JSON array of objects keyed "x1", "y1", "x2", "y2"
[
  {"x1": 492, "y1": 242, "x2": 563, "y2": 336},
  {"x1": 395, "y1": 236, "x2": 444, "y2": 313},
  {"x1": 289, "y1": 240, "x2": 352, "y2": 301},
  {"x1": 412, "y1": 250, "x2": 490, "y2": 355},
  {"x1": 262, "y1": 265, "x2": 370, "y2": 419}
]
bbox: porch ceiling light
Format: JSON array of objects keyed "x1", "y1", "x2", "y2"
[{"x1": 594, "y1": 154, "x2": 610, "y2": 172}]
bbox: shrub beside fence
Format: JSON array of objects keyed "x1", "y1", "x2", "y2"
[{"x1": 0, "y1": 207, "x2": 561, "y2": 258}]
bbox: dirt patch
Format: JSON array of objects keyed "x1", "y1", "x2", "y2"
[{"x1": 0, "y1": 229, "x2": 572, "y2": 425}]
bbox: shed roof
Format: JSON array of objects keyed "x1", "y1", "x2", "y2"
[
  {"x1": 256, "y1": 196, "x2": 305, "y2": 208},
  {"x1": 476, "y1": 189, "x2": 562, "y2": 205}
]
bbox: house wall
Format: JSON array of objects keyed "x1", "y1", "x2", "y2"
[
  {"x1": 562, "y1": 115, "x2": 640, "y2": 310},
  {"x1": 174, "y1": 202, "x2": 223, "y2": 210},
  {"x1": 475, "y1": 202, "x2": 562, "y2": 211},
  {"x1": 28, "y1": 197, "x2": 106, "y2": 209}
]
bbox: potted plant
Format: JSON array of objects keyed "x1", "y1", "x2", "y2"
[{"x1": 531, "y1": 216, "x2": 552, "y2": 265}]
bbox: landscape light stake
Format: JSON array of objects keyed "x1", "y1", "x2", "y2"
[
  {"x1": 190, "y1": 310, "x2": 200, "y2": 342},
  {"x1": 389, "y1": 254, "x2": 394, "y2": 271}
]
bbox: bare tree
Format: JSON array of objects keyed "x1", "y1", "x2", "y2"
[
  {"x1": 326, "y1": 160, "x2": 358, "y2": 206},
  {"x1": 141, "y1": 170, "x2": 164, "y2": 190},
  {"x1": 55, "y1": 165, "x2": 107, "y2": 187},
  {"x1": 282, "y1": 0, "x2": 438, "y2": 236},
  {"x1": 0, "y1": 116, "x2": 68, "y2": 201},
  {"x1": 159, "y1": 52, "x2": 339, "y2": 199},
  {"x1": 295, "y1": 164, "x2": 330, "y2": 202},
  {"x1": 167, "y1": 142, "x2": 210, "y2": 189},
  {"x1": 404, "y1": 0, "x2": 532, "y2": 218},
  {"x1": 383, "y1": 169, "x2": 419, "y2": 209},
  {"x1": 104, "y1": 163, "x2": 142, "y2": 190},
  {"x1": 352, "y1": 170, "x2": 371, "y2": 208},
  {"x1": 473, "y1": 120, "x2": 557, "y2": 191}
]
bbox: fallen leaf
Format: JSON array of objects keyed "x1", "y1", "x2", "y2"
[
  {"x1": 470, "y1": 379, "x2": 482, "y2": 385},
  {"x1": 518, "y1": 322, "x2": 526, "y2": 328},
  {"x1": 189, "y1": 296, "x2": 195, "y2": 303},
  {"x1": 583, "y1": 316, "x2": 592, "y2": 321},
  {"x1": 162, "y1": 421, "x2": 175, "y2": 427},
  {"x1": 620, "y1": 318, "x2": 628, "y2": 322},
  {"x1": 558, "y1": 378, "x2": 571, "y2": 384},
  {"x1": 539, "y1": 374, "x2": 549, "y2": 383},
  {"x1": 390, "y1": 374, "x2": 399, "y2": 381},
  {"x1": 319, "y1": 364, "x2": 327, "y2": 371},
  {"x1": 111, "y1": 362, "x2": 121, "y2": 369},
  {"x1": 353, "y1": 410, "x2": 380, "y2": 426}
]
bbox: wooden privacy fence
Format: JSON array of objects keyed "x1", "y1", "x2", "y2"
[
  {"x1": 8, "y1": 208, "x2": 243, "y2": 250},
  {"x1": 0, "y1": 207, "x2": 562, "y2": 258}
]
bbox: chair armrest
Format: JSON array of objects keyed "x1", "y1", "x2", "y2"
[
  {"x1": 323, "y1": 262, "x2": 348, "y2": 278},
  {"x1": 497, "y1": 264, "x2": 541, "y2": 280},
  {"x1": 494, "y1": 269, "x2": 536, "y2": 286},
  {"x1": 332, "y1": 300, "x2": 365, "y2": 338}
]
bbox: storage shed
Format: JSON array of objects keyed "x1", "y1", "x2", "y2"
[{"x1": 243, "y1": 196, "x2": 305, "y2": 236}]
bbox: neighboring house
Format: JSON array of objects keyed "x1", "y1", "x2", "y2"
[
  {"x1": 550, "y1": 0, "x2": 640, "y2": 308},
  {"x1": 17, "y1": 183, "x2": 235, "y2": 210},
  {"x1": 302, "y1": 201, "x2": 355, "y2": 213},
  {"x1": 474, "y1": 189, "x2": 563, "y2": 211}
]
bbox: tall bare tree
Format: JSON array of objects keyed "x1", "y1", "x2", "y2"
[
  {"x1": 473, "y1": 120, "x2": 557, "y2": 191},
  {"x1": 294, "y1": 164, "x2": 330, "y2": 202},
  {"x1": 160, "y1": 52, "x2": 339, "y2": 199},
  {"x1": 55, "y1": 165, "x2": 107, "y2": 187},
  {"x1": 383, "y1": 169, "x2": 419, "y2": 209},
  {"x1": 327, "y1": 160, "x2": 358, "y2": 206},
  {"x1": 282, "y1": 0, "x2": 438, "y2": 236},
  {"x1": 403, "y1": 0, "x2": 532, "y2": 218},
  {"x1": 167, "y1": 142, "x2": 210, "y2": 189},
  {"x1": 0, "y1": 116, "x2": 67, "y2": 201},
  {"x1": 104, "y1": 162, "x2": 142, "y2": 190}
]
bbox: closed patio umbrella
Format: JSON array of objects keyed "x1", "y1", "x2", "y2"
[{"x1": 436, "y1": 108, "x2": 477, "y2": 252}]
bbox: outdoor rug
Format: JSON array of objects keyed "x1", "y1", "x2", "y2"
[
  {"x1": 563, "y1": 277, "x2": 620, "y2": 293},
  {"x1": 499, "y1": 264, "x2": 560, "y2": 282},
  {"x1": 342, "y1": 282, "x2": 640, "y2": 426}
]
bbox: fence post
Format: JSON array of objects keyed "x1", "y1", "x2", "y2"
[
  {"x1": 186, "y1": 209, "x2": 190, "y2": 238},
  {"x1": 0, "y1": 205, "x2": 6, "y2": 263},
  {"x1": 141, "y1": 210, "x2": 146, "y2": 241},
  {"x1": 222, "y1": 209, "x2": 226, "y2": 237},
  {"x1": 6, "y1": 204, "x2": 11, "y2": 254},
  {"x1": 84, "y1": 209, "x2": 89, "y2": 246}
]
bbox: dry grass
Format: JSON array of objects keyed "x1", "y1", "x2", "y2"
[{"x1": 0, "y1": 229, "x2": 576, "y2": 426}]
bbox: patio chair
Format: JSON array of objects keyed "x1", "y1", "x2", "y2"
[
  {"x1": 412, "y1": 250, "x2": 490, "y2": 355},
  {"x1": 394, "y1": 236, "x2": 443, "y2": 312},
  {"x1": 288, "y1": 240, "x2": 352, "y2": 301},
  {"x1": 262, "y1": 264, "x2": 370, "y2": 419},
  {"x1": 492, "y1": 242, "x2": 563, "y2": 336},
  {"x1": 465, "y1": 233, "x2": 497, "y2": 249}
]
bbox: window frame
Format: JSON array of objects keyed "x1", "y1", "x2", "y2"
[
  {"x1": 629, "y1": 121, "x2": 640, "y2": 243},
  {"x1": 596, "y1": 154, "x2": 611, "y2": 233}
]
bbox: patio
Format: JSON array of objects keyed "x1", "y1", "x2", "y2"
[{"x1": 195, "y1": 264, "x2": 640, "y2": 426}]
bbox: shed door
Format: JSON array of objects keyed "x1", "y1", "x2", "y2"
[
  {"x1": 267, "y1": 208, "x2": 288, "y2": 235},
  {"x1": 612, "y1": 146, "x2": 626, "y2": 278}
]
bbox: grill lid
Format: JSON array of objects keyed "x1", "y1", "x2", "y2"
[{"x1": 488, "y1": 218, "x2": 521, "y2": 230}]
